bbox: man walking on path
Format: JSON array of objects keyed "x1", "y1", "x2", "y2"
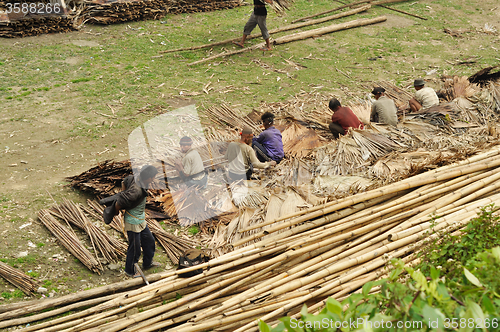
[
  {"x1": 114, "y1": 165, "x2": 161, "y2": 278},
  {"x1": 233, "y1": 0, "x2": 273, "y2": 51}
]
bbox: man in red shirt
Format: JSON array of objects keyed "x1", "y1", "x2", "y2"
[{"x1": 328, "y1": 98, "x2": 364, "y2": 139}]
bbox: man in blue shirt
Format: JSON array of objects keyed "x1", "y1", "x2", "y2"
[{"x1": 252, "y1": 112, "x2": 284, "y2": 164}]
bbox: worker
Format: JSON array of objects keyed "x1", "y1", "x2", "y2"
[
  {"x1": 225, "y1": 126, "x2": 276, "y2": 182},
  {"x1": 114, "y1": 165, "x2": 161, "y2": 278},
  {"x1": 328, "y1": 98, "x2": 364, "y2": 139},
  {"x1": 409, "y1": 78, "x2": 439, "y2": 112},
  {"x1": 233, "y1": 0, "x2": 273, "y2": 51},
  {"x1": 252, "y1": 112, "x2": 284, "y2": 164},
  {"x1": 370, "y1": 87, "x2": 398, "y2": 125},
  {"x1": 174, "y1": 136, "x2": 208, "y2": 189}
]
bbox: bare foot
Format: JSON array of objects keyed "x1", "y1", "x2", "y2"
[
  {"x1": 259, "y1": 47, "x2": 272, "y2": 51},
  {"x1": 232, "y1": 41, "x2": 244, "y2": 48}
]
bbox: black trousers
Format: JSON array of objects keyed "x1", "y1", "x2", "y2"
[
  {"x1": 228, "y1": 167, "x2": 253, "y2": 181},
  {"x1": 329, "y1": 122, "x2": 345, "y2": 139},
  {"x1": 253, "y1": 141, "x2": 283, "y2": 164},
  {"x1": 125, "y1": 225, "x2": 155, "y2": 275}
]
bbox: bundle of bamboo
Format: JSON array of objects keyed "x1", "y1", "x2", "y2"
[
  {"x1": 0, "y1": 262, "x2": 39, "y2": 296},
  {"x1": 0, "y1": 14, "x2": 76, "y2": 38},
  {"x1": 66, "y1": 160, "x2": 132, "y2": 196},
  {"x1": 146, "y1": 218, "x2": 197, "y2": 262},
  {"x1": 14, "y1": 146, "x2": 500, "y2": 332},
  {"x1": 37, "y1": 210, "x2": 103, "y2": 274},
  {"x1": 49, "y1": 198, "x2": 128, "y2": 263},
  {"x1": 79, "y1": 0, "x2": 241, "y2": 25}
]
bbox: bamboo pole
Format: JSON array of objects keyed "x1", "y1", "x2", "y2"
[
  {"x1": 273, "y1": 16, "x2": 387, "y2": 45},
  {"x1": 378, "y1": 4, "x2": 427, "y2": 20}
]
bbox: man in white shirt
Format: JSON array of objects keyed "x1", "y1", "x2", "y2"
[
  {"x1": 174, "y1": 136, "x2": 207, "y2": 189},
  {"x1": 409, "y1": 78, "x2": 439, "y2": 112}
]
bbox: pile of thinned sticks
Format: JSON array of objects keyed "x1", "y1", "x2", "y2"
[
  {"x1": 37, "y1": 210, "x2": 102, "y2": 274},
  {"x1": 0, "y1": 262, "x2": 39, "y2": 296},
  {"x1": 146, "y1": 218, "x2": 197, "y2": 263},
  {"x1": 9, "y1": 145, "x2": 500, "y2": 331},
  {"x1": 49, "y1": 198, "x2": 128, "y2": 263}
]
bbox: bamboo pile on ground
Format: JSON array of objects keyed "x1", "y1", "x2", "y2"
[
  {"x1": 0, "y1": 262, "x2": 39, "y2": 296},
  {"x1": 49, "y1": 198, "x2": 128, "y2": 263},
  {"x1": 37, "y1": 210, "x2": 102, "y2": 274},
  {"x1": 7, "y1": 146, "x2": 500, "y2": 331},
  {"x1": 146, "y1": 218, "x2": 197, "y2": 262}
]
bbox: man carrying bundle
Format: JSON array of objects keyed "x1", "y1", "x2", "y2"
[
  {"x1": 370, "y1": 87, "x2": 398, "y2": 125},
  {"x1": 252, "y1": 112, "x2": 284, "y2": 164},
  {"x1": 233, "y1": 0, "x2": 273, "y2": 51},
  {"x1": 114, "y1": 165, "x2": 161, "y2": 278},
  {"x1": 409, "y1": 78, "x2": 439, "y2": 112},
  {"x1": 225, "y1": 126, "x2": 276, "y2": 182},
  {"x1": 328, "y1": 98, "x2": 364, "y2": 139},
  {"x1": 174, "y1": 136, "x2": 208, "y2": 189}
]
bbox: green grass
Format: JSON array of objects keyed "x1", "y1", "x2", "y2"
[
  {"x1": 188, "y1": 225, "x2": 200, "y2": 235},
  {"x1": 1, "y1": 290, "x2": 25, "y2": 299}
]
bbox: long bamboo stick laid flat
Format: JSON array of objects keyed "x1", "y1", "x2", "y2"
[{"x1": 273, "y1": 16, "x2": 387, "y2": 45}]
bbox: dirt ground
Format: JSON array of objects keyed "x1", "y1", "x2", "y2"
[{"x1": 0, "y1": 0, "x2": 499, "y2": 313}]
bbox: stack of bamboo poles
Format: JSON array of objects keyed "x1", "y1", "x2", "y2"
[
  {"x1": 49, "y1": 198, "x2": 128, "y2": 263},
  {"x1": 146, "y1": 218, "x2": 197, "y2": 263},
  {"x1": 10, "y1": 146, "x2": 500, "y2": 332},
  {"x1": 0, "y1": 262, "x2": 39, "y2": 296},
  {"x1": 86, "y1": 199, "x2": 127, "y2": 239},
  {"x1": 37, "y1": 210, "x2": 102, "y2": 274}
]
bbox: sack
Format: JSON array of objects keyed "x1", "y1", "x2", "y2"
[{"x1": 177, "y1": 249, "x2": 210, "y2": 278}]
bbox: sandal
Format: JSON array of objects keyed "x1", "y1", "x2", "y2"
[
  {"x1": 232, "y1": 41, "x2": 244, "y2": 48},
  {"x1": 143, "y1": 262, "x2": 161, "y2": 270},
  {"x1": 125, "y1": 271, "x2": 142, "y2": 278}
]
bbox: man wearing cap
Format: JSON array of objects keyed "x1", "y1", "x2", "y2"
[
  {"x1": 233, "y1": 0, "x2": 273, "y2": 51},
  {"x1": 225, "y1": 126, "x2": 276, "y2": 181},
  {"x1": 113, "y1": 165, "x2": 160, "y2": 278},
  {"x1": 252, "y1": 112, "x2": 284, "y2": 164},
  {"x1": 328, "y1": 98, "x2": 364, "y2": 139},
  {"x1": 370, "y1": 87, "x2": 398, "y2": 126},
  {"x1": 409, "y1": 78, "x2": 439, "y2": 112},
  {"x1": 174, "y1": 136, "x2": 208, "y2": 189}
]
